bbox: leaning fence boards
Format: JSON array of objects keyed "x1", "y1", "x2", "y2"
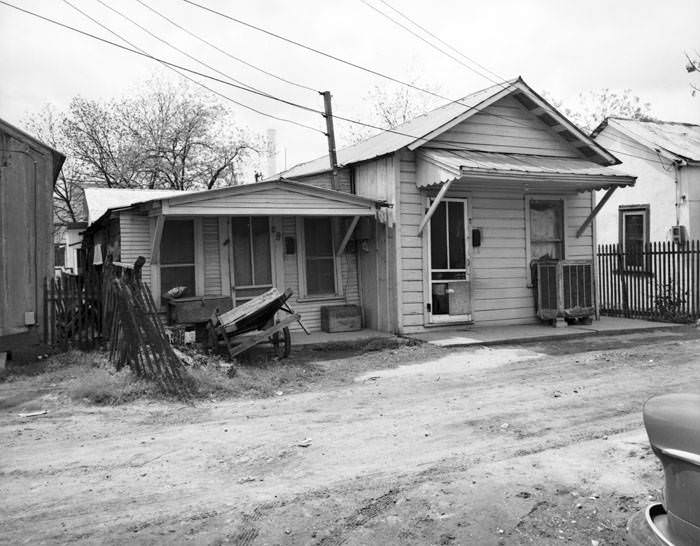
[{"x1": 104, "y1": 258, "x2": 189, "y2": 395}]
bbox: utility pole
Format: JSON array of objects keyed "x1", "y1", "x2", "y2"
[{"x1": 321, "y1": 91, "x2": 339, "y2": 190}]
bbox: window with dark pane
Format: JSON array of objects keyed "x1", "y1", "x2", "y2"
[
  {"x1": 621, "y1": 208, "x2": 648, "y2": 268},
  {"x1": 160, "y1": 219, "x2": 195, "y2": 297},
  {"x1": 161, "y1": 219, "x2": 194, "y2": 264},
  {"x1": 430, "y1": 201, "x2": 448, "y2": 269},
  {"x1": 530, "y1": 200, "x2": 564, "y2": 260},
  {"x1": 231, "y1": 216, "x2": 272, "y2": 288},
  {"x1": 304, "y1": 217, "x2": 335, "y2": 295},
  {"x1": 448, "y1": 201, "x2": 466, "y2": 269}
]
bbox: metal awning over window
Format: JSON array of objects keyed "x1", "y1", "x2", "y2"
[
  {"x1": 415, "y1": 149, "x2": 636, "y2": 237},
  {"x1": 416, "y1": 149, "x2": 636, "y2": 193}
]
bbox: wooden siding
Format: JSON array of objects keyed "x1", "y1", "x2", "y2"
[
  {"x1": 294, "y1": 168, "x2": 352, "y2": 193},
  {"x1": 399, "y1": 149, "x2": 595, "y2": 332},
  {"x1": 280, "y1": 217, "x2": 361, "y2": 332},
  {"x1": 426, "y1": 95, "x2": 581, "y2": 158},
  {"x1": 202, "y1": 217, "x2": 222, "y2": 295},
  {"x1": 0, "y1": 132, "x2": 55, "y2": 340},
  {"x1": 167, "y1": 182, "x2": 370, "y2": 217},
  {"x1": 119, "y1": 212, "x2": 152, "y2": 288}
]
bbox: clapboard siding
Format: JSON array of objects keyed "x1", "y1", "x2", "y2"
[
  {"x1": 426, "y1": 96, "x2": 579, "y2": 158},
  {"x1": 202, "y1": 218, "x2": 221, "y2": 295},
  {"x1": 280, "y1": 217, "x2": 361, "y2": 332},
  {"x1": 119, "y1": 212, "x2": 152, "y2": 286},
  {"x1": 294, "y1": 168, "x2": 352, "y2": 193}
]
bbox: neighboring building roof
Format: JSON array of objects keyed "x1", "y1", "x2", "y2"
[
  {"x1": 0, "y1": 117, "x2": 66, "y2": 181},
  {"x1": 83, "y1": 187, "x2": 193, "y2": 225},
  {"x1": 268, "y1": 77, "x2": 618, "y2": 180},
  {"x1": 417, "y1": 149, "x2": 635, "y2": 190},
  {"x1": 592, "y1": 118, "x2": 700, "y2": 163}
]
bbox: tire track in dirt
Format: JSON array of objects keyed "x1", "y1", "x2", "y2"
[{"x1": 315, "y1": 489, "x2": 399, "y2": 546}]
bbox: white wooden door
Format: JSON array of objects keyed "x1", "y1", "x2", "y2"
[{"x1": 427, "y1": 198, "x2": 472, "y2": 323}]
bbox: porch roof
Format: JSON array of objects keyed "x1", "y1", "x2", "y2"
[
  {"x1": 158, "y1": 180, "x2": 382, "y2": 217},
  {"x1": 416, "y1": 149, "x2": 636, "y2": 192}
]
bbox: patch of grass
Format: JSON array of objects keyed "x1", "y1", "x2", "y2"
[
  {"x1": 189, "y1": 360, "x2": 325, "y2": 399},
  {"x1": 67, "y1": 366, "x2": 164, "y2": 405}
]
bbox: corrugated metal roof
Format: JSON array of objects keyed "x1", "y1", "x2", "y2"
[
  {"x1": 269, "y1": 80, "x2": 516, "y2": 180},
  {"x1": 268, "y1": 77, "x2": 619, "y2": 181},
  {"x1": 604, "y1": 118, "x2": 700, "y2": 162},
  {"x1": 83, "y1": 187, "x2": 193, "y2": 225},
  {"x1": 417, "y1": 149, "x2": 635, "y2": 188}
]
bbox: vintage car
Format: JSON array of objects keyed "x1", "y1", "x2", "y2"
[{"x1": 628, "y1": 393, "x2": 700, "y2": 545}]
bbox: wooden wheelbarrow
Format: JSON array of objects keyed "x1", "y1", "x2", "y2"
[{"x1": 207, "y1": 288, "x2": 308, "y2": 360}]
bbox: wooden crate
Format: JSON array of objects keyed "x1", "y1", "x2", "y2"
[
  {"x1": 321, "y1": 305, "x2": 362, "y2": 333},
  {"x1": 166, "y1": 295, "x2": 233, "y2": 324}
]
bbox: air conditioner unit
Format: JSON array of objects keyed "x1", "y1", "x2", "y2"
[
  {"x1": 672, "y1": 225, "x2": 687, "y2": 245},
  {"x1": 532, "y1": 260, "x2": 594, "y2": 322}
]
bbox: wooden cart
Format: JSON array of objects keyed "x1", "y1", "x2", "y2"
[{"x1": 207, "y1": 288, "x2": 308, "y2": 360}]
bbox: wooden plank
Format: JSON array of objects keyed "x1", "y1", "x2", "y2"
[
  {"x1": 336, "y1": 216, "x2": 360, "y2": 256},
  {"x1": 576, "y1": 187, "x2": 616, "y2": 238},
  {"x1": 416, "y1": 179, "x2": 453, "y2": 236}
]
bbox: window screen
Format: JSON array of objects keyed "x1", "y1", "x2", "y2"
[
  {"x1": 160, "y1": 219, "x2": 195, "y2": 297},
  {"x1": 231, "y1": 216, "x2": 272, "y2": 287},
  {"x1": 304, "y1": 217, "x2": 335, "y2": 295},
  {"x1": 530, "y1": 200, "x2": 564, "y2": 260}
]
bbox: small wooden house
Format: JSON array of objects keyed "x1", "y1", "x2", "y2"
[
  {"x1": 81, "y1": 182, "x2": 382, "y2": 333},
  {"x1": 268, "y1": 78, "x2": 636, "y2": 333},
  {"x1": 0, "y1": 118, "x2": 65, "y2": 350}
]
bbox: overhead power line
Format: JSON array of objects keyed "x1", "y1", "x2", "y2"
[
  {"x1": 134, "y1": 0, "x2": 319, "y2": 95},
  {"x1": 374, "y1": 0, "x2": 507, "y2": 86},
  {"x1": 360, "y1": 0, "x2": 503, "y2": 88},
  {"x1": 1, "y1": 1, "x2": 652, "y2": 164},
  {"x1": 94, "y1": 0, "x2": 263, "y2": 95},
  {"x1": 59, "y1": 0, "x2": 324, "y2": 134}
]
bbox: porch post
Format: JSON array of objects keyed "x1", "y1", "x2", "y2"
[
  {"x1": 416, "y1": 179, "x2": 454, "y2": 236},
  {"x1": 150, "y1": 214, "x2": 165, "y2": 265}
]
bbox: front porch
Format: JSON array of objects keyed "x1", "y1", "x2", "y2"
[{"x1": 407, "y1": 316, "x2": 685, "y2": 347}]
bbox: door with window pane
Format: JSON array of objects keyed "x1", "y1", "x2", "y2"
[
  {"x1": 230, "y1": 216, "x2": 273, "y2": 304},
  {"x1": 428, "y1": 199, "x2": 471, "y2": 323}
]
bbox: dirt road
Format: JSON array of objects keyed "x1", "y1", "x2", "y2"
[{"x1": 2, "y1": 328, "x2": 700, "y2": 545}]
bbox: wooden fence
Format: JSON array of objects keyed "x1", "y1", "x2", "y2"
[
  {"x1": 44, "y1": 271, "x2": 103, "y2": 350},
  {"x1": 597, "y1": 241, "x2": 700, "y2": 321}
]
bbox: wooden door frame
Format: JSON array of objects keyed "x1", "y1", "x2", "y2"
[{"x1": 423, "y1": 196, "x2": 472, "y2": 325}]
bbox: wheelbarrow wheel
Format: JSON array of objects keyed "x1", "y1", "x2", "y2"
[{"x1": 271, "y1": 326, "x2": 291, "y2": 358}]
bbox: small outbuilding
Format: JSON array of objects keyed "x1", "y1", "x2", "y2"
[{"x1": 0, "y1": 118, "x2": 65, "y2": 352}]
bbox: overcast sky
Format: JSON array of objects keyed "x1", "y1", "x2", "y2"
[{"x1": 1, "y1": 0, "x2": 698, "y2": 174}]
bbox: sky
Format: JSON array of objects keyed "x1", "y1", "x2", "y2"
[{"x1": 1, "y1": 0, "x2": 699, "y2": 176}]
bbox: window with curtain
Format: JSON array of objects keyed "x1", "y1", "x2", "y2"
[
  {"x1": 160, "y1": 219, "x2": 195, "y2": 297},
  {"x1": 529, "y1": 200, "x2": 564, "y2": 260},
  {"x1": 303, "y1": 217, "x2": 336, "y2": 296}
]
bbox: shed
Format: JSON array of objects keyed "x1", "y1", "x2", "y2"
[{"x1": 0, "y1": 118, "x2": 65, "y2": 351}]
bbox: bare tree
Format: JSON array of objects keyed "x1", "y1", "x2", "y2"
[
  {"x1": 685, "y1": 51, "x2": 700, "y2": 96},
  {"x1": 339, "y1": 76, "x2": 443, "y2": 145},
  {"x1": 544, "y1": 89, "x2": 655, "y2": 133},
  {"x1": 24, "y1": 105, "x2": 86, "y2": 225},
  {"x1": 25, "y1": 79, "x2": 266, "y2": 226}
]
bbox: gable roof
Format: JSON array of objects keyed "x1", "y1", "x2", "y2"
[
  {"x1": 0, "y1": 117, "x2": 66, "y2": 182},
  {"x1": 269, "y1": 77, "x2": 618, "y2": 180},
  {"x1": 83, "y1": 187, "x2": 193, "y2": 225},
  {"x1": 591, "y1": 117, "x2": 700, "y2": 163}
]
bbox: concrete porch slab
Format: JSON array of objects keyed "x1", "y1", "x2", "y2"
[
  {"x1": 407, "y1": 317, "x2": 686, "y2": 348},
  {"x1": 291, "y1": 328, "x2": 395, "y2": 348}
]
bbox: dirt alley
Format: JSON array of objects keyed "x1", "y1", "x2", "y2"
[{"x1": 3, "y1": 327, "x2": 700, "y2": 545}]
